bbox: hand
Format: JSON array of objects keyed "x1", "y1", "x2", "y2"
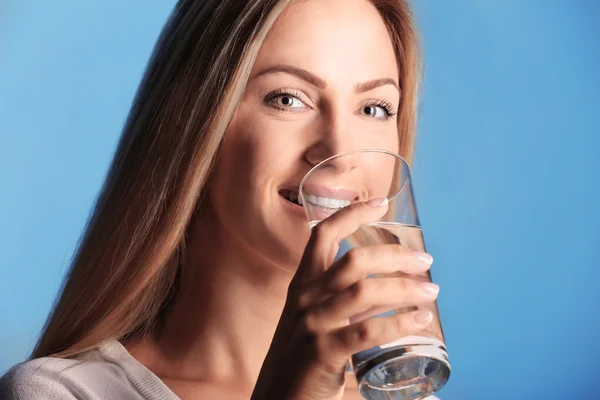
[{"x1": 251, "y1": 199, "x2": 438, "y2": 400}]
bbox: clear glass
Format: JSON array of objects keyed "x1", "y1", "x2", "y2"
[{"x1": 299, "y1": 149, "x2": 450, "y2": 400}]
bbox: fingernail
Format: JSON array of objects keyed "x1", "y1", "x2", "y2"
[
  {"x1": 421, "y1": 282, "x2": 439, "y2": 295},
  {"x1": 413, "y1": 310, "x2": 433, "y2": 325},
  {"x1": 414, "y1": 252, "x2": 433, "y2": 265},
  {"x1": 367, "y1": 197, "x2": 388, "y2": 207}
]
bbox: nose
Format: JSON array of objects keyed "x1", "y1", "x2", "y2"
[{"x1": 303, "y1": 110, "x2": 358, "y2": 168}]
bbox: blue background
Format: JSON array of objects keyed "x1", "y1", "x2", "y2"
[{"x1": 1, "y1": 1, "x2": 598, "y2": 399}]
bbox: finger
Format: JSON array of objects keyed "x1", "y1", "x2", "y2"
[
  {"x1": 323, "y1": 244, "x2": 433, "y2": 292},
  {"x1": 298, "y1": 245, "x2": 433, "y2": 308},
  {"x1": 296, "y1": 198, "x2": 389, "y2": 281},
  {"x1": 304, "y1": 277, "x2": 439, "y2": 332},
  {"x1": 321, "y1": 309, "x2": 434, "y2": 362}
]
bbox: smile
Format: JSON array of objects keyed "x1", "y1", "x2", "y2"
[{"x1": 279, "y1": 189, "x2": 353, "y2": 209}]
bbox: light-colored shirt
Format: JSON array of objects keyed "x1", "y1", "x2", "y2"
[
  {"x1": 0, "y1": 340, "x2": 178, "y2": 399},
  {"x1": 0, "y1": 340, "x2": 441, "y2": 399}
]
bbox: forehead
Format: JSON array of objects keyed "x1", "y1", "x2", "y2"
[{"x1": 253, "y1": 0, "x2": 399, "y2": 85}]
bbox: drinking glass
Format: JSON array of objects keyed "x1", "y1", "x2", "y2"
[{"x1": 298, "y1": 149, "x2": 450, "y2": 400}]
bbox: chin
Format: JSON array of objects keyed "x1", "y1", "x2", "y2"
[{"x1": 222, "y1": 195, "x2": 310, "y2": 269}]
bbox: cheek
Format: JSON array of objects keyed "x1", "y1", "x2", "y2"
[
  {"x1": 213, "y1": 137, "x2": 254, "y2": 200},
  {"x1": 208, "y1": 117, "x2": 310, "y2": 266},
  {"x1": 208, "y1": 120, "x2": 269, "y2": 231},
  {"x1": 355, "y1": 124, "x2": 400, "y2": 154},
  {"x1": 211, "y1": 106, "x2": 302, "y2": 221},
  {"x1": 384, "y1": 128, "x2": 401, "y2": 154}
]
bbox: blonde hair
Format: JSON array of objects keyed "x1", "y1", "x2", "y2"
[{"x1": 32, "y1": 0, "x2": 422, "y2": 359}]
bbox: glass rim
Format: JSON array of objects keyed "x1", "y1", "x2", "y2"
[{"x1": 299, "y1": 148, "x2": 411, "y2": 204}]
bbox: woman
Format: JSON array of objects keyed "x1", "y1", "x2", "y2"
[{"x1": 1, "y1": 0, "x2": 441, "y2": 399}]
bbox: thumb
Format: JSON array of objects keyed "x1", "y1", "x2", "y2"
[{"x1": 295, "y1": 198, "x2": 389, "y2": 281}]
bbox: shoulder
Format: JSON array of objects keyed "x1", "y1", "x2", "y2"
[
  {"x1": 0, "y1": 343, "x2": 148, "y2": 400},
  {"x1": 0, "y1": 357, "x2": 87, "y2": 399},
  {"x1": 0, "y1": 341, "x2": 178, "y2": 400}
]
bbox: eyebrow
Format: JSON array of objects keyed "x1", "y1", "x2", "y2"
[
  {"x1": 253, "y1": 65, "x2": 326, "y2": 89},
  {"x1": 355, "y1": 78, "x2": 399, "y2": 94},
  {"x1": 252, "y1": 64, "x2": 399, "y2": 93}
]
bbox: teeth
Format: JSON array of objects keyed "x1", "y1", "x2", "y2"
[
  {"x1": 306, "y1": 194, "x2": 351, "y2": 209},
  {"x1": 281, "y1": 190, "x2": 349, "y2": 209}
]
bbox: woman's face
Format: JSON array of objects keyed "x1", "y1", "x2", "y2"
[{"x1": 209, "y1": 0, "x2": 400, "y2": 269}]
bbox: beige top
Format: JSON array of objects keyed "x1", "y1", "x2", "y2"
[
  {"x1": 0, "y1": 340, "x2": 178, "y2": 399},
  {"x1": 0, "y1": 340, "x2": 441, "y2": 399}
]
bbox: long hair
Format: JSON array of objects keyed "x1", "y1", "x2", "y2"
[{"x1": 32, "y1": 0, "x2": 422, "y2": 359}]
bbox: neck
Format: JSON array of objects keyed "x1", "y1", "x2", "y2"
[{"x1": 128, "y1": 206, "x2": 295, "y2": 391}]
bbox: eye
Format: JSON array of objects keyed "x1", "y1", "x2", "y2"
[
  {"x1": 361, "y1": 105, "x2": 387, "y2": 118},
  {"x1": 272, "y1": 95, "x2": 305, "y2": 108},
  {"x1": 359, "y1": 100, "x2": 396, "y2": 121},
  {"x1": 265, "y1": 89, "x2": 310, "y2": 111}
]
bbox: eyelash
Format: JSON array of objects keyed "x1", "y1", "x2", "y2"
[
  {"x1": 364, "y1": 99, "x2": 397, "y2": 120},
  {"x1": 264, "y1": 89, "x2": 397, "y2": 120}
]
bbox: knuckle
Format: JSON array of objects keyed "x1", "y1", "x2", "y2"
[
  {"x1": 392, "y1": 244, "x2": 407, "y2": 257},
  {"x1": 397, "y1": 278, "x2": 411, "y2": 293},
  {"x1": 301, "y1": 308, "x2": 320, "y2": 334},
  {"x1": 345, "y1": 247, "x2": 366, "y2": 267},
  {"x1": 296, "y1": 291, "x2": 312, "y2": 310},
  {"x1": 356, "y1": 320, "x2": 375, "y2": 343},
  {"x1": 348, "y1": 280, "x2": 367, "y2": 302},
  {"x1": 393, "y1": 313, "x2": 408, "y2": 336},
  {"x1": 336, "y1": 328, "x2": 357, "y2": 350}
]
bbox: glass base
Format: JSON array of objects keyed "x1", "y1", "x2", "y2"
[{"x1": 353, "y1": 343, "x2": 450, "y2": 400}]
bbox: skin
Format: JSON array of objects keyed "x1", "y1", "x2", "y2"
[{"x1": 126, "y1": 0, "x2": 438, "y2": 399}]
